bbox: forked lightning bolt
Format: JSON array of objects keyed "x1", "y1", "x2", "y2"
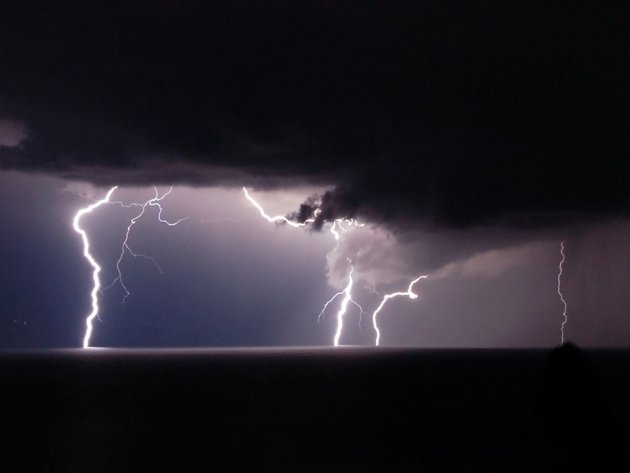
[
  {"x1": 106, "y1": 187, "x2": 187, "y2": 304},
  {"x1": 333, "y1": 266, "x2": 355, "y2": 346},
  {"x1": 75, "y1": 186, "x2": 427, "y2": 348},
  {"x1": 372, "y1": 274, "x2": 429, "y2": 346},
  {"x1": 557, "y1": 240, "x2": 568, "y2": 345},
  {"x1": 317, "y1": 287, "x2": 368, "y2": 327},
  {"x1": 75, "y1": 186, "x2": 186, "y2": 348},
  {"x1": 317, "y1": 260, "x2": 369, "y2": 345},
  {"x1": 243, "y1": 187, "x2": 426, "y2": 346},
  {"x1": 243, "y1": 188, "x2": 364, "y2": 344},
  {"x1": 73, "y1": 187, "x2": 118, "y2": 348}
]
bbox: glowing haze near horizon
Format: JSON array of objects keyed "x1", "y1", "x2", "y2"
[{"x1": 2, "y1": 170, "x2": 630, "y2": 349}]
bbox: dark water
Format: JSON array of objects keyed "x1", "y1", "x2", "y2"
[{"x1": 1, "y1": 347, "x2": 628, "y2": 472}]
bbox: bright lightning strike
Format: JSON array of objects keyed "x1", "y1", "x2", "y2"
[
  {"x1": 243, "y1": 187, "x2": 358, "y2": 235},
  {"x1": 372, "y1": 274, "x2": 429, "y2": 346},
  {"x1": 319, "y1": 298, "x2": 368, "y2": 329},
  {"x1": 333, "y1": 266, "x2": 356, "y2": 347},
  {"x1": 243, "y1": 187, "x2": 311, "y2": 227},
  {"x1": 73, "y1": 186, "x2": 118, "y2": 348},
  {"x1": 243, "y1": 188, "x2": 368, "y2": 345},
  {"x1": 317, "y1": 263, "x2": 368, "y2": 335},
  {"x1": 75, "y1": 186, "x2": 187, "y2": 348},
  {"x1": 557, "y1": 240, "x2": 568, "y2": 345},
  {"x1": 243, "y1": 187, "x2": 428, "y2": 347}
]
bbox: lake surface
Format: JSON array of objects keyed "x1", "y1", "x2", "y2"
[{"x1": 1, "y1": 347, "x2": 628, "y2": 472}]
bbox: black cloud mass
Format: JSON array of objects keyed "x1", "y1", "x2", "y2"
[{"x1": 1, "y1": 1, "x2": 629, "y2": 228}]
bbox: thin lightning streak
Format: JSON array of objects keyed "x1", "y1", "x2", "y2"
[
  {"x1": 73, "y1": 186, "x2": 118, "y2": 349},
  {"x1": 372, "y1": 274, "x2": 429, "y2": 346},
  {"x1": 558, "y1": 240, "x2": 568, "y2": 345},
  {"x1": 150, "y1": 187, "x2": 188, "y2": 226},
  {"x1": 106, "y1": 197, "x2": 154, "y2": 304},
  {"x1": 317, "y1": 289, "x2": 346, "y2": 322},
  {"x1": 106, "y1": 187, "x2": 188, "y2": 304},
  {"x1": 350, "y1": 300, "x2": 369, "y2": 331},
  {"x1": 317, "y1": 286, "x2": 367, "y2": 326}
]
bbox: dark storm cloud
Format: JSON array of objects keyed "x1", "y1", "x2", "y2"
[
  {"x1": 1, "y1": 1, "x2": 629, "y2": 227},
  {"x1": 0, "y1": 119, "x2": 28, "y2": 148}
]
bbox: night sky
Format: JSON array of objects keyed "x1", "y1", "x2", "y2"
[{"x1": 2, "y1": 1, "x2": 630, "y2": 348}]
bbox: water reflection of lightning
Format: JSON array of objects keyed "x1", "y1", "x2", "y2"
[
  {"x1": 372, "y1": 274, "x2": 429, "y2": 346},
  {"x1": 557, "y1": 240, "x2": 568, "y2": 344},
  {"x1": 106, "y1": 187, "x2": 187, "y2": 304},
  {"x1": 72, "y1": 186, "x2": 118, "y2": 348}
]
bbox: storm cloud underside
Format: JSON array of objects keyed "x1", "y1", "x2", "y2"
[{"x1": 1, "y1": 1, "x2": 629, "y2": 229}]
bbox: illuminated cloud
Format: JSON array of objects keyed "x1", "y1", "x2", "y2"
[{"x1": 432, "y1": 242, "x2": 551, "y2": 280}]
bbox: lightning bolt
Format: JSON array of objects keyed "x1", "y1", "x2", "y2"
[
  {"x1": 74, "y1": 186, "x2": 187, "y2": 348},
  {"x1": 106, "y1": 187, "x2": 188, "y2": 304},
  {"x1": 317, "y1": 262, "x2": 368, "y2": 334},
  {"x1": 244, "y1": 187, "x2": 369, "y2": 345},
  {"x1": 317, "y1": 288, "x2": 347, "y2": 323},
  {"x1": 333, "y1": 266, "x2": 356, "y2": 347},
  {"x1": 244, "y1": 187, "x2": 429, "y2": 347},
  {"x1": 372, "y1": 274, "x2": 429, "y2": 346},
  {"x1": 243, "y1": 187, "x2": 312, "y2": 227},
  {"x1": 243, "y1": 186, "x2": 354, "y2": 234},
  {"x1": 317, "y1": 287, "x2": 368, "y2": 324},
  {"x1": 75, "y1": 186, "x2": 427, "y2": 348},
  {"x1": 72, "y1": 186, "x2": 118, "y2": 348},
  {"x1": 557, "y1": 240, "x2": 568, "y2": 345}
]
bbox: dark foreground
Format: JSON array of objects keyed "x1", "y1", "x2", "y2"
[{"x1": 1, "y1": 347, "x2": 629, "y2": 472}]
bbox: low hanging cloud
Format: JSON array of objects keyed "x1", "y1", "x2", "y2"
[
  {"x1": 431, "y1": 242, "x2": 552, "y2": 280},
  {"x1": 323, "y1": 221, "x2": 565, "y2": 289}
]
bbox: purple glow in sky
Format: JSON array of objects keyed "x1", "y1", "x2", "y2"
[
  {"x1": 2, "y1": 170, "x2": 630, "y2": 349},
  {"x1": 2, "y1": 2, "x2": 630, "y2": 349},
  {"x1": 3, "y1": 6, "x2": 630, "y2": 473}
]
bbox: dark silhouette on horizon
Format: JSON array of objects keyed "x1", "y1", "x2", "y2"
[{"x1": 542, "y1": 342, "x2": 627, "y2": 471}]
